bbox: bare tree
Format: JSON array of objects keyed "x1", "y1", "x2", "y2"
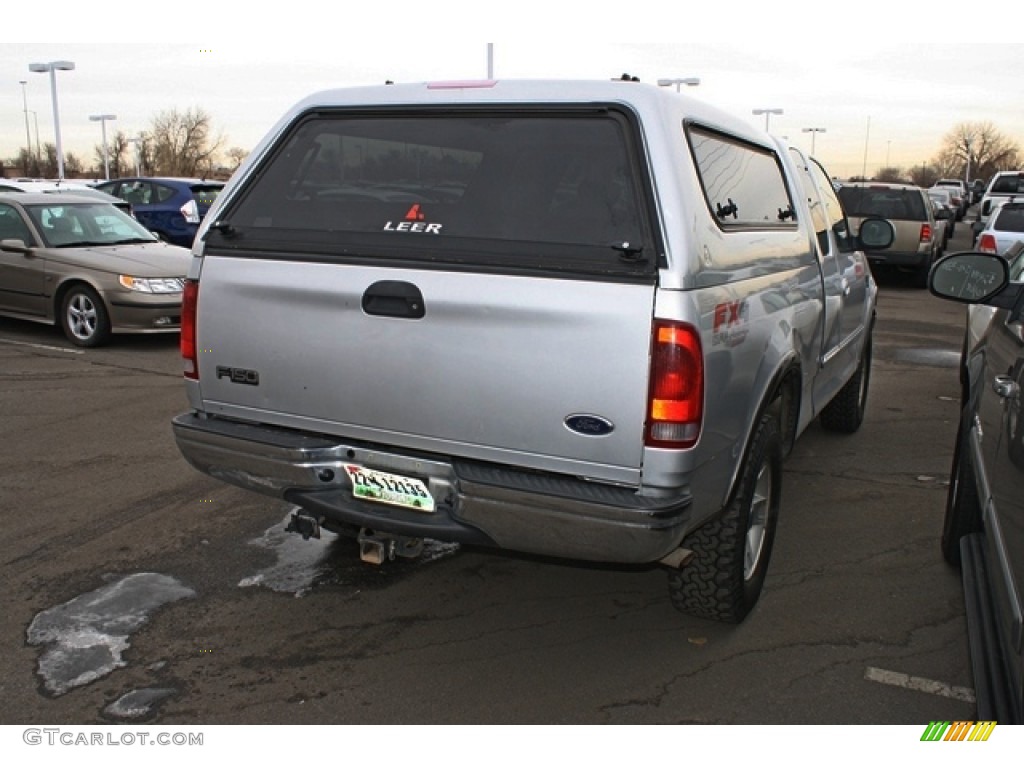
[
  {"x1": 39, "y1": 143, "x2": 57, "y2": 178},
  {"x1": 909, "y1": 164, "x2": 941, "y2": 188},
  {"x1": 63, "y1": 152, "x2": 83, "y2": 178},
  {"x1": 147, "y1": 107, "x2": 224, "y2": 177},
  {"x1": 93, "y1": 130, "x2": 130, "y2": 179},
  {"x1": 874, "y1": 166, "x2": 905, "y2": 183},
  {"x1": 224, "y1": 147, "x2": 249, "y2": 172},
  {"x1": 932, "y1": 122, "x2": 1021, "y2": 182},
  {"x1": 14, "y1": 147, "x2": 41, "y2": 178}
]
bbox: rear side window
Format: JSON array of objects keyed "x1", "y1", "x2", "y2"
[
  {"x1": 836, "y1": 186, "x2": 927, "y2": 221},
  {"x1": 214, "y1": 108, "x2": 656, "y2": 278},
  {"x1": 991, "y1": 173, "x2": 1024, "y2": 194},
  {"x1": 687, "y1": 125, "x2": 795, "y2": 229},
  {"x1": 154, "y1": 184, "x2": 177, "y2": 203},
  {"x1": 191, "y1": 185, "x2": 222, "y2": 208},
  {"x1": 790, "y1": 151, "x2": 855, "y2": 255},
  {"x1": 993, "y1": 205, "x2": 1024, "y2": 233}
]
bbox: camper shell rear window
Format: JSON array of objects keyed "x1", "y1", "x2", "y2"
[{"x1": 208, "y1": 106, "x2": 660, "y2": 279}]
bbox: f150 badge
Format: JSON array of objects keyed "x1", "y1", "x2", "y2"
[
  {"x1": 216, "y1": 366, "x2": 260, "y2": 385},
  {"x1": 383, "y1": 203, "x2": 443, "y2": 234}
]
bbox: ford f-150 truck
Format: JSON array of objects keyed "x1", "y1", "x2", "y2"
[{"x1": 172, "y1": 79, "x2": 892, "y2": 623}]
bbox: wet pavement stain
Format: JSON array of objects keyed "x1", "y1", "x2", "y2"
[
  {"x1": 238, "y1": 508, "x2": 460, "y2": 596},
  {"x1": 26, "y1": 573, "x2": 195, "y2": 696},
  {"x1": 104, "y1": 687, "x2": 177, "y2": 721},
  {"x1": 892, "y1": 348, "x2": 961, "y2": 368}
]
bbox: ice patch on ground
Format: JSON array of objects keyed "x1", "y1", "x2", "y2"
[
  {"x1": 239, "y1": 508, "x2": 460, "y2": 596},
  {"x1": 104, "y1": 687, "x2": 177, "y2": 720},
  {"x1": 27, "y1": 573, "x2": 195, "y2": 696},
  {"x1": 238, "y1": 514, "x2": 341, "y2": 596}
]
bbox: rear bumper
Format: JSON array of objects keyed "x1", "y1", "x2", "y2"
[
  {"x1": 864, "y1": 249, "x2": 931, "y2": 268},
  {"x1": 171, "y1": 412, "x2": 693, "y2": 564}
]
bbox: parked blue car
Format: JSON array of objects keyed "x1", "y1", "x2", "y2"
[{"x1": 94, "y1": 177, "x2": 223, "y2": 247}]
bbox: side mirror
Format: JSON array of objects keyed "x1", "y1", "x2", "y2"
[
  {"x1": 0, "y1": 238, "x2": 31, "y2": 255},
  {"x1": 856, "y1": 216, "x2": 895, "y2": 250},
  {"x1": 929, "y1": 251, "x2": 1008, "y2": 303}
]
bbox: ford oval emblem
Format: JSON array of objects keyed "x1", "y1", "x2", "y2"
[{"x1": 564, "y1": 414, "x2": 615, "y2": 437}]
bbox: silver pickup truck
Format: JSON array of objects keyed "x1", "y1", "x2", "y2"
[{"x1": 172, "y1": 80, "x2": 892, "y2": 623}]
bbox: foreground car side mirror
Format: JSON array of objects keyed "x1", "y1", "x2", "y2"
[
  {"x1": 855, "y1": 216, "x2": 895, "y2": 250},
  {"x1": 929, "y1": 249, "x2": 1024, "y2": 322}
]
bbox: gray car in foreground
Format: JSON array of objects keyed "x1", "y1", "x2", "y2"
[
  {"x1": 0, "y1": 193, "x2": 192, "y2": 346},
  {"x1": 930, "y1": 246, "x2": 1024, "y2": 723}
]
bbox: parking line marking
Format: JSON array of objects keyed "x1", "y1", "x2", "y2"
[
  {"x1": 0, "y1": 338, "x2": 83, "y2": 354},
  {"x1": 864, "y1": 666, "x2": 976, "y2": 703}
]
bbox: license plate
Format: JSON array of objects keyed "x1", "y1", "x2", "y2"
[{"x1": 343, "y1": 465, "x2": 435, "y2": 513}]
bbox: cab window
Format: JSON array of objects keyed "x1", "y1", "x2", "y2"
[{"x1": 687, "y1": 125, "x2": 795, "y2": 230}]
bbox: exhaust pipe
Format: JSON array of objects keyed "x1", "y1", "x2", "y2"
[{"x1": 659, "y1": 547, "x2": 695, "y2": 570}]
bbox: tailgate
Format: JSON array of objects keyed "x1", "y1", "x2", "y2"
[
  {"x1": 195, "y1": 257, "x2": 656, "y2": 485},
  {"x1": 192, "y1": 104, "x2": 665, "y2": 485}
]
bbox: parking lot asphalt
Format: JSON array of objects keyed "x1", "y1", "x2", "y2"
[{"x1": 0, "y1": 225, "x2": 981, "y2": 725}]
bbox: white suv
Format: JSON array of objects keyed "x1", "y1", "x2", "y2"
[{"x1": 974, "y1": 170, "x2": 1024, "y2": 240}]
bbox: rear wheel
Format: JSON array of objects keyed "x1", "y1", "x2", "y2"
[
  {"x1": 668, "y1": 412, "x2": 782, "y2": 623},
  {"x1": 914, "y1": 258, "x2": 933, "y2": 288},
  {"x1": 820, "y1": 332, "x2": 872, "y2": 433}
]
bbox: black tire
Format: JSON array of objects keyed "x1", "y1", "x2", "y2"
[
  {"x1": 59, "y1": 284, "x2": 111, "y2": 347},
  {"x1": 913, "y1": 258, "x2": 933, "y2": 288},
  {"x1": 941, "y1": 412, "x2": 983, "y2": 567},
  {"x1": 820, "y1": 332, "x2": 872, "y2": 433},
  {"x1": 668, "y1": 412, "x2": 783, "y2": 623}
]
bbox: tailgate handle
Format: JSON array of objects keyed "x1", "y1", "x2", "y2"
[{"x1": 361, "y1": 281, "x2": 426, "y2": 319}]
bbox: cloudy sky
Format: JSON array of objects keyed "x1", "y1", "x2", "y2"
[{"x1": 5, "y1": 5, "x2": 1023, "y2": 180}]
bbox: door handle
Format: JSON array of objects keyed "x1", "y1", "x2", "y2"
[
  {"x1": 993, "y1": 375, "x2": 1019, "y2": 399},
  {"x1": 361, "y1": 281, "x2": 425, "y2": 319}
]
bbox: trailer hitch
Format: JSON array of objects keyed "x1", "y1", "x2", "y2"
[{"x1": 357, "y1": 529, "x2": 424, "y2": 565}]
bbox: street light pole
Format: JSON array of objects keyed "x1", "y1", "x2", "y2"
[
  {"x1": 30, "y1": 111, "x2": 41, "y2": 165},
  {"x1": 965, "y1": 138, "x2": 972, "y2": 188},
  {"x1": 18, "y1": 80, "x2": 33, "y2": 174},
  {"x1": 752, "y1": 108, "x2": 783, "y2": 132},
  {"x1": 657, "y1": 77, "x2": 701, "y2": 92},
  {"x1": 801, "y1": 127, "x2": 826, "y2": 154},
  {"x1": 127, "y1": 136, "x2": 143, "y2": 176},
  {"x1": 90, "y1": 114, "x2": 117, "y2": 180},
  {"x1": 28, "y1": 60, "x2": 75, "y2": 180}
]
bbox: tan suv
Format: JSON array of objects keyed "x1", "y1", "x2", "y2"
[{"x1": 838, "y1": 182, "x2": 943, "y2": 286}]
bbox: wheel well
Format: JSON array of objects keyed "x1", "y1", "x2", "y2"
[
  {"x1": 53, "y1": 279, "x2": 102, "y2": 318},
  {"x1": 724, "y1": 361, "x2": 801, "y2": 507},
  {"x1": 775, "y1": 368, "x2": 802, "y2": 458}
]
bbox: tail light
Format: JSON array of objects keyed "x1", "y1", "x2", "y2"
[
  {"x1": 919, "y1": 223, "x2": 932, "y2": 243},
  {"x1": 645, "y1": 321, "x2": 703, "y2": 448},
  {"x1": 978, "y1": 233, "x2": 998, "y2": 254},
  {"x1": 180, "y1": 198, "x2": 200, "y2": 224},
  {"x1": 181, "y1": 279, "x2": 199, "y2": 380}
]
